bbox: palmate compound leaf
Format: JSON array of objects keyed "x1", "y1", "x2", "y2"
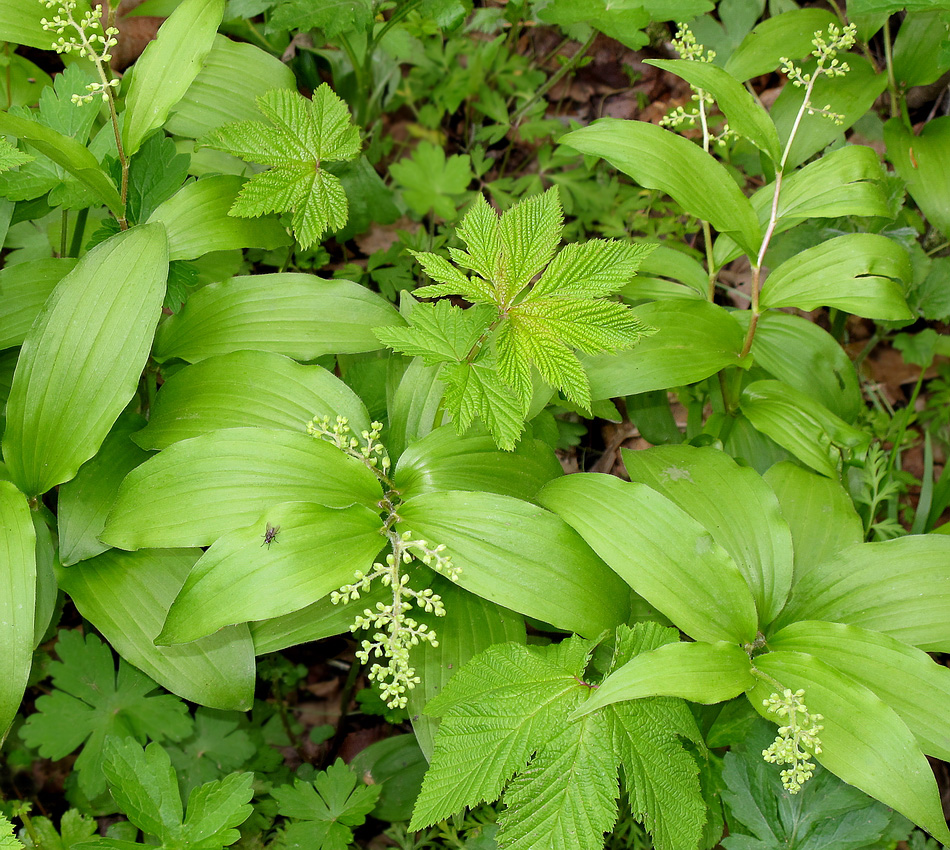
[
  {"x1": 410, "y1": 625, "x2": 706, "y2": 850},
  {"x1": 19, "y1": 631, "x2": 193, "y2": 799},
  {"x1": 375, "y1": 188, "x2": 654, "y2": 448},
  {"x1": 200, "y1": 85, "x2": 360, "y2": 248}
]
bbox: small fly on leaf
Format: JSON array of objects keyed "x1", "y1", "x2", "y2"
[{"x1": 262, "y1": 523, "x2": 280, "y2": 548}]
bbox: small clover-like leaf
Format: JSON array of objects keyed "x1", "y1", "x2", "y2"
[{"x1": 201, "y1": 85, "x2": 360, "y2": 248}]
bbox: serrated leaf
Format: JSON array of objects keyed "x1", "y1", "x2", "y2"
[
  {"x1": 373, "y1": 301, "x2": 495, "y2": 366},
  {"x1": 21, "y1": 632, "x2": 193, "y2": 799},
  {"x1": 180, "y1": 771, "x2": 254, "y2": 850},
  {"x1": 441, "y1": 358, "x2": 525, "y2": 450},
  {"x1": 389, "y1": 141, "x2": 473, "y2": 220},
  {"x1": 0, "y1": 136, "x2": 32, "y2": 172},
  {"x1": 202, "y1": 85, "x2": 360, "y2": 247},
  {"x1": 529, "y1": 240, "x2": 654, "y2": 300},
  {"x1": 496, "y1": 187, "x2": 562, "y2": 300}
]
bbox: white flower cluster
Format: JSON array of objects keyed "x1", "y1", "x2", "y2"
[
  {"x1": 308, "y1": 414, "x2": 461, "y2": 709},
  {"x1": 762, "y1": 688, "x2": 824, "y2": 793},
  {"x1": 41, "y1": 0, "x2": 119, "y2": 104},
  {"x1": 332, "y1": 532, "x2": 460, "y2": 709},
  {"x1": 307, "y1": 414, "x2": 391, "y2": 475},
  {"x1": 780, "y1": 23, "x2": 857, "y2": 125},
  {"x1": 660, "y1": 23, "x2": 736, "y2": 148}
]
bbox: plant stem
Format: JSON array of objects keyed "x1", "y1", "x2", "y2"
[
  {"x1": 882, "y1": 20, "x2": 900, "y2": 120},
  {"x1": 68, "y1": 206, "x2": 88, "y2": 257},
  {"x1": 512, "y1": 30, "x2": 597, "y2": 125},
  {"x1": 60, "y1": 209, "x2": 68, "y2": 257}
]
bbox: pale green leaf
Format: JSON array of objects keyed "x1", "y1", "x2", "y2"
[
  {"x1": 454, "y1": 193, "x2": 501, "y2": 280},
  {"x1": 497, "y1": 187, "x2": 562, "y2": 299},
  {"x1": 441, "y1": 358, "x2": 525, "y2": 450},
  {"x1": 374, "y1": 301, "x2": 494, "y2": 366},
  {"x1": 0, "y1": 136, "x2": 32, "y2": 172},
  {"x1": 529, "y1": 240, "x2": 655, "y2": 299}
]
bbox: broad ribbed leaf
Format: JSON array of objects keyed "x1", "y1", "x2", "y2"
[
  {"x1": 148, "y1": 175, "x2": 291, "y2": 260},
  {"x1": 386, "y1": 358, "x2": 446, "y2": 460},
  {"x1": 583, "y1": 300, "x2": 746, "y2": 400},
  {"x1": 58, "y1": 409, "x2": 152, "y2": 565},
  {"x1": 885, "y1": 115, "x2": 950, "y2": 239},
  {"x1": 769, "y1": 620, "x2": 950, "y2": 761},
  {"x1": 560, "y1": 119, "x2": 761, "y2": 257},
  {"x1": 622, "y1": 445, "x2": 793, "y2": 626},
  {"x1": 775, "y1": 536, "x2": 950, "y2": 651},
  {"x1": 538, "y1": 474, "x2": 758, "y2": 644},
  {"x1": 158, "y1": 501, "x2": 385, "y2": 644},
  {"x1": 56, "y1": 548, "x2": 255, "y2": 710},
  {"x1": 740, "y1": 380, "x2": 870, "y2": 478},
  {"x1": 734, "y1": 312, "x2": 863, "y2": 422},
  {"x1": 101, "y1": 428, "x2": 382, "y2": 549},
  {"x1": 406, "y1": 577, "x2": 526, "y2": 761},
  {"x1": 393, "y1": 425, "x2": 561, "y2": 502},
  {"x1": 0, "y1": 109, "x2": 122, "y2": 215},
  {"x1": 122, "y1": 0, "x2": 225, "y2": 157},
  {"x1": 645, "y1": 59, "x2": 781, "y2": 161},
  {"x1": 2, "y1": 224, "x2": 167, "y2": 496},
  {"x1": 134, "y1": 351, "x2": 370, "y2": 450},
  {"x1": 153, "y1": 274, "x2": 402, "y2": 363},
  {"x1": 749, "y1": 651, "x2": 950, "y2": 844},
  {"x1": 724, "y1": 8, "x2": 838, "y2": 80},
  {"x1": 0, "y1": 258, "x2": 75, "y2": 350},
  {"x1": 0, "y1": 0, "x2": 56, "y2": 48},
  {"x1": 0, "y1": 480, "x2": 35, "y2": 738},
  {"x1": 397, "y1": 491, "x2": 630, "y2": 638},
  {"x1": 760, "y1": 233, "x2": 913, "y2": 319},
  {"x1": 575, "y1": 641, "x2": 754, "y2": 716},
  {"x1": 165, "y1": 35, "x2": 297, "y2": 138},
  {"x1": 763, "y1": 462, "x2": 863, "y2": 582}
]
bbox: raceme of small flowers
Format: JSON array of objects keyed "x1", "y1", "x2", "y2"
[
  {"x1": 308, "y1": 415, "x2": 461, "y2": 708},
  {"x1": 40, "y1": 0, "x2": 119, "y2": 104},
  {"x1": 779, "y1": 23, "x2": 857, "y2": 125},
  {"x1": 762, "y1": 688, "x2": 824, "y2": 794}
]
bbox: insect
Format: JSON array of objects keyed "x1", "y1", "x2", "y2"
[{"x1": 262, "y1": 523, "x2": 280, "y2": 548}]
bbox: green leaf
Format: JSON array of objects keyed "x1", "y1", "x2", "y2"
[
  {"x1": 58, "y1": 409, "x2": 152, "y2": 565},
  {"x1": 733, "y1": 311, "x2": 863, "y2": 422},
  {"x1": 153, "y1": 274, "x2": 402, "y2": 363},
  {"x1": 749, "y1": 651, "x2": 950, "y2": 844},
  {"x1": 0, "y1": 108, "x2": 122, "y2": 215},
  {"x1": 2, "y1": 224, "x2": 168, "y2": 496},
  {"x1": 769, "y1": 620, "x2": 950, "y2": 762},
  {"x1": 583, "y1": 300, "x2": 747, "y2": 399},
  {"x1": 56, "y1": 548, "x2": 255, "y2": 711},
  {"x1": 538, "y1": 473, "x2": 758, "y2": 644},
  {"x1": 265, "y1": 0, "x2": 374, "y2": 38},
  {"x1": 373, "y1": 300, "x2": 495, "y2": 366},
  {"x1": 740, "y1": 380, "x2": 871, "y2": 478},
  {"x1": 440, "y1": 357, "x2": 525, "y2": 451},
  {"x1": 622, "y1": 445, "x2": 793, "y2": 626},
  {"x1": 406, "y1": 577, "x2": 526, "y2": 760},
  {"x1": 576, "y1": 641, "x2": 754, "y2": 716},
  {"x1": 0, "y1": 136, "x2": 32, "y2": 173},
  {"x1": 386, "y1": 358, "x2": 446, "y2": 460},
  {"x1": 20, "y1": 631, "x2": 193, "y2": 799},
  {"x1": 101, "y1": 428, "x2": 382, "y2": 549},
  {"x1": 885, "y1": 115, "x2": 950, "y2": 239},
  {"x1": 389, "y1": 141, "x2": 473, "y2": 220},
  {"x1": 148, "y1": 175, "x2": 292, "y2": 260},
  {"x1": 125, "y1": 133, "x2": 191, "y2": 225},
  {"x1": 536, "y1": 0, "x2": 653, "y2": 50},
  {"x1": 645, "y1": 59, "x2": 781, "y2": 161},
  {"x1": 0, "y1": 480, "x2": 35, "y2": 739},
  {"x1": 272, "y1": 760, "x2": 380, "y2": 850},
  {"x1": 202, "y1": 85, "x2": 360, "y2": 247},
  {"x1": 165, "y1": 34, "x2": 297, "y2": 138},
  {"x1": 0, "y1": 258, "x2": 76, "y2": 350},
  {"x1": 158, "y1": 501, "x2": 385, "y2": 644},
  {"x1": 0, "y1": 0, "x2": 57, "y2": 48},
  {"x1": 759, "y1": 233, "x2": 913, "y2": 320},
  {"x1": 560, "y1": 119, "x2": 761, "y2": 257},
  {"x1": 397, "y1": 491, "x2": 630, "y2": 638},
  {"x1": 849, "y1": 0, "x2": 950, "y2": 14},
  {"x1": 763, "y1": 462, "x2": 863, "y2": 583},
  {"x1": 393, "y1": 424, "x2": 562, "y2": 502},
  {"x1": 724, "y1": 8, "x2": 838, "y2": 81},
  {"x1": 892, "y1": 10, "x2": 950, "y2": 87},
  {"x1": 180, "y1": 771, "x2": 255, "y2": 849},
  {"x1": 776, "y1": 536, "x2": 950, "y2": 652},
  {"x1": 771, "y1": 55, "x2": 887, "y2": 170},
  {"x1": 135, "y1": 350, "x2": 370, "y2": 450},
  {"x1": 721, "y1": 717, "x2": 910, "y2": 850},
  {"x1": 122, "y1": 0, "x2": 225, "y2": 157}
]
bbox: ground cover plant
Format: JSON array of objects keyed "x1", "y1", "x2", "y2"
[{"x1": 1, "y1": 0, "x2": 950, "y2": 847}]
